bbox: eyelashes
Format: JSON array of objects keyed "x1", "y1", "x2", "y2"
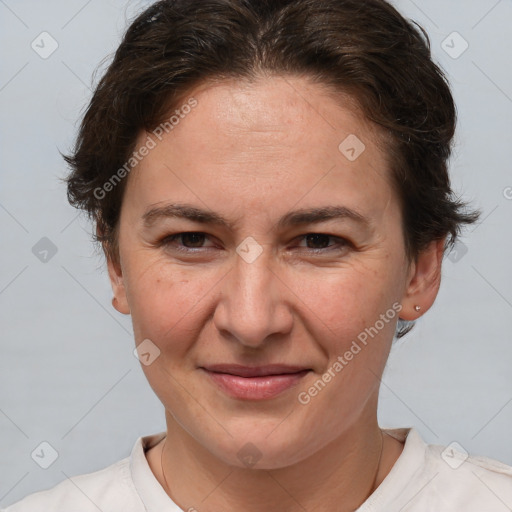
[{"x1": 159, "y1": 231, "x2": 351, "y2": 255}]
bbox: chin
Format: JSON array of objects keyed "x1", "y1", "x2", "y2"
[{"x1": 201, "y1": 422, "x2": 318, "y2": 470}]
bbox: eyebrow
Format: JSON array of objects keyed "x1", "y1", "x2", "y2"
[{"x1": 142, "y1": 203, "x2": 371, "y2": 230}]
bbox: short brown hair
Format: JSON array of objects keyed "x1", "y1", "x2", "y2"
[{"x1": 63, "y1": 0, "x2": 480, "y2": 337}]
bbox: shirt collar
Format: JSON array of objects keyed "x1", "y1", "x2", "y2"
[
  {"x1": 130, "y1": 431, "x2": 183, "y2": 511},
  {"x1": 130, "y1": 427, "x2": 427, "y2": 512},
  {"x1": 356, "y1": 427, "x2": 428, "y2": 511}
]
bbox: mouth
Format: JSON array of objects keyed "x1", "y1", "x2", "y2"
[{"x1": 199, "y1": 364, "x2": 312, "y2": 400}]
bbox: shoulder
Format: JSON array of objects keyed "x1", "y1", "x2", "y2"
[
  {"x1": 2, "y1": 456, "x2": 143, "y2": 512},
  {"x1": 377, "y1": 428, "x2": 512, "y2": 512},
  {"x1": 422, "y1": 441, "x2": 512, "y2": 509}
]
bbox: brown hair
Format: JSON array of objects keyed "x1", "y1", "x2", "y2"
[{"x1": 63, "y1": 0, "x2": 480, "y2": 337}]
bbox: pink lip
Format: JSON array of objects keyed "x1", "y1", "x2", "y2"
[{"x1": 200, "y1": 364, "x2": 311, "y2": 400}]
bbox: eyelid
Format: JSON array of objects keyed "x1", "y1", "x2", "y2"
[
  {"x1": 160, "y1": 231, "x2": 351, "y2": 253},
  {"x1": 292, "y1": 234, "x2": 352, "y2": 255},
  {"x1": 159, "y1": 232, "x2": 217, "y2": 250}
]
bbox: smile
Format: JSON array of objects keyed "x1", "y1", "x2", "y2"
[{"x1": 200, "y1": 364, "x2": 311, "y2": 400}]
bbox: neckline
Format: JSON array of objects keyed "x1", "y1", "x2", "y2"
[
  {"x1": 130, "y1": 427, "x2": 426, "y2": 512},
  {"x1": 355, "y1": 427, "x2": 427, "y2": 511}
]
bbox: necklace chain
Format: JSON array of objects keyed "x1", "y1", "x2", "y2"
[
  {"x1": 160, "y1": 436, "x2": 171, "y2": 499},
  {"x1": 370, "y1": 429, "x2": 385, "y2": 496},
  {"x1": 159, "y1": 429, "x2": 385, "y2": 505}
]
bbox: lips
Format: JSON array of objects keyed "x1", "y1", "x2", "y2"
[
  {"x1": 200, "y1": 364, "x2": 311, "y2": 400},
  {"x1": 201, "y1": 364, "x2": 310, "y2": 377}
]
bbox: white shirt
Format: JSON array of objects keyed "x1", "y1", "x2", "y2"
[{"x1": 2, "y1": 427, "x2": 512, "y2": 511}]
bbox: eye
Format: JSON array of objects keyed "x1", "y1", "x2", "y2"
[
  {"x1": 159, "y1": 232, "x2": 216, "y2": 252},
  {"x1": 295, "y1": 233, "x2": 350, "y2": 252},
  {"x1": 158, "y1": 232, "x2": 351, "y2": 255}
]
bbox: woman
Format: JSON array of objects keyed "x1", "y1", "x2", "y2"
[{"x1": 4, "y1": 0, "x2": 511, "y2": 510}]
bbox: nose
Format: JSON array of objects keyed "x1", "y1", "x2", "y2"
[{"x1": 212, "y1": 244, "x2": 293, "y2": 348}]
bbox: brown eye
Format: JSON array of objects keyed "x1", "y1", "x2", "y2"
[
  {"x1": 179, "y1": 232, "x2": 207, "y2": 248},
  {"x1": 304, "y1": 234, "x2": 331, "y2": 249},
  {"x1": 297, "y1": 233, "x2": 349, "y2": 252},
  {"x1": 160, "y1": 232, "x2": 215, "y2": 252}
]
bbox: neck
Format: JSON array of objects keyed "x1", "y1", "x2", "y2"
[{"x1": 147, "y1": 406, "x2": 403, "y2": 512}]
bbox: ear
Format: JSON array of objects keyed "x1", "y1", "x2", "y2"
[
  {"x1": 107, "y1": 255, "x2": 131, "y2": 315},
  {"x1": 399, "y1": 237, "x2": 446, "y2": 321},
  {"x1": 98, "y1": 224, "x2": 131, "y2": 315}
]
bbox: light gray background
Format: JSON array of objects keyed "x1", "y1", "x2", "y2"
[{"x1": 1, "y1": 0, "x2": 511, "y2": 507}]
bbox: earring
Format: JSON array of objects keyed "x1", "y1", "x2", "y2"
[{"x1": 414, "y1": 305, "x2": 421, "y2": 312}]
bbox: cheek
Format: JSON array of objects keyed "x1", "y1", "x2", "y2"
[
  {"x1": 293, "y1": 263, "x2": 399, "y2": 345},
  {"x1": 123, "y1": 255, "x2": 214, "y2": 350}
]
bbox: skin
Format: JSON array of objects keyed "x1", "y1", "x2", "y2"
[{"x1": 107, "y1": 75, "x2": 445, "y2": 512}]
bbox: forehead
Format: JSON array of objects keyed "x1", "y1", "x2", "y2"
[
  {"x1": 164, "y1": 76, "x2": 383, "y2": 165},
  {"x1": 124, "y1": 76, "x2": 395, "y2": 224}
]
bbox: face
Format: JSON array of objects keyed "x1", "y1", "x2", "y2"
[{"x1": 108, "y1": 76, "x2": 441, "y2": 469}]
